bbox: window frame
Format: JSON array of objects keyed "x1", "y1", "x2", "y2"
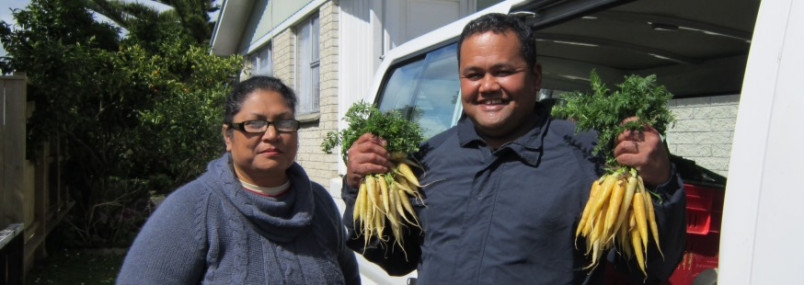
[
  {"x1": 248, "y1": 43, "x2": 273, "y2": 77},
  {"x1": 295, "y1": 13, "x2": 321, "y2": 117}
]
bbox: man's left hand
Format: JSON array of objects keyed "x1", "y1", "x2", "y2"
[{"x1": 613, "y1": 117, "x2": 671, "y2": 186}]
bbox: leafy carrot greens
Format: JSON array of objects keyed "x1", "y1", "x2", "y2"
[
  {"x1": 321, "y1": 100, "x2": 423, "y2": 160},
  {"x1": 551, "y1": 70, "x2": 675, "y2": 167}
]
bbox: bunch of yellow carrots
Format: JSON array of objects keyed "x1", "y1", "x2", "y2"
[
  {"x1": 352, "y1": 160, "x2": 423, "y2": 256},
  {"x1": 576, "y1": 168, "x2": 663, "y2": 276}
]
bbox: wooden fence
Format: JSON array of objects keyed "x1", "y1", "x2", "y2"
[
  {"x1": 1, "y1": 224, "x2": 23, "y2": 285},
  {"x1": 1, "y1": 74, "x2": 73, "y2": 284}
]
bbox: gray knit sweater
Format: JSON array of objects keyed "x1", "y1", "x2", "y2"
[{"x1": 117, "y1": 153, "x2": 360, "y2": 284}]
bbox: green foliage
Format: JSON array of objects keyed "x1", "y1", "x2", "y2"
[
  {"x1": 27, "y1": 248, "x2": 125, "y2": 284},
  {"x1": 322, "y1": 100, "x2": 424, "y2": 160},
  {"x1": 129, "y1": 42, "x2": 242, "y2": 184},
  {"x1": 87, "y1": 0, "x2": 219, "y2": 50},
  {"x1": 0, "y1": 0, "x2": 242, "y2": 248},
  {"x1": 551, "y1": 70, "x2": 675, "y2": 167}
]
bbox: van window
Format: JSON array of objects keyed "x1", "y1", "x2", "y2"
[{"x1": 378, "y1": 44, "x2": 462, "y2": 138}]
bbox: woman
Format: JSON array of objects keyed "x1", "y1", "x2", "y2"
[{"x1": 118, "y1": 76, "x2": 360, "y2": 284}]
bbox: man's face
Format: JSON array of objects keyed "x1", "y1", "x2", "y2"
[{"x1": 459, "y1": 30, "x2": 542, "y2": 148}]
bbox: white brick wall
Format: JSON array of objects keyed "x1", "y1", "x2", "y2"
[{"x1": 666, "y1": 95, "x2": 739, "y2": 177}]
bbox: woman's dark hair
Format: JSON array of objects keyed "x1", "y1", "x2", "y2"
[
  {"x1": 457, "y1": 13, "x2": 537, "y2": 69},
  {"x1": 224, "y1": 76, "x2": 297, "y2": 125}
]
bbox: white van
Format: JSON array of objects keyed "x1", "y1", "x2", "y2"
[{"x1": 342, "y1": 0, "x2": 803, "y2": 284}]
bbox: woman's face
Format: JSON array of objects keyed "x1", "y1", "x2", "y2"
[{"x1": 223, "y1": 89, "x2": 298, "y2": 187}]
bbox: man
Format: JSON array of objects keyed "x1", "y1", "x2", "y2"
[{"x1": 342, "y1": 13, "x2": 685, "y2": 284}]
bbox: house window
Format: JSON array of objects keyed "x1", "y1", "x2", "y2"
[
  {"x1": 249, "y1": 43, "x2": 273, "y2": 76},
  {"x1": 296, "y1": 14, "x2": 320, "y2": 115}
]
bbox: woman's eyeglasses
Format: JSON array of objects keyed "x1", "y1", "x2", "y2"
[{"x1": 228, "y1": 119, "x2": 301, "y2": 134}]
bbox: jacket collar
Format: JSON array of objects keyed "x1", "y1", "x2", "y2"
[{"x1": 456, "y1": 102, "x2": 551, "y2": 166}]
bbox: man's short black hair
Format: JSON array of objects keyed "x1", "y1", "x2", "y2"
[{"x1": 457, "y1": 13, "x2": 537, "y2": 69}]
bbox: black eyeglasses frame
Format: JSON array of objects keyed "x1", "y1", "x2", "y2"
[{"x1": 227, "y1": 119, "x2": 301, "y2": 134}]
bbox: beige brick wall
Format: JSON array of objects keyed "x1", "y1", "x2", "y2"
[
  {"x1": 272, "y1": 29, "x2": 294, "y2": 87},
  {"x1": 318, "y1": 0, "x2": 341, "y2": 172},
  {"x1": 666, "y1": 95, "x2": 739, "y2": 177},
  {"x1": 293, "y1": 1, "x2": 340, "y2": 189}
]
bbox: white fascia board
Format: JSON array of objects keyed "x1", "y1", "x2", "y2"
[{"x1": 211, "y1": 0, "x2": 254, "y2": 56}]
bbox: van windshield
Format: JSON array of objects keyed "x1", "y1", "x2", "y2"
[{"x1": 377, "y1": 43, "x2": 462, "y2": 139}]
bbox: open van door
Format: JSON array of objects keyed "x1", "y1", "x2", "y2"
[{"x1": 719, "y1": 1, "x2": 804, "y2": 284}]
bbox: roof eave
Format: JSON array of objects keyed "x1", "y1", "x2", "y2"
[{"x1": 210, "y1": 0, "x2": 254, "y2": 56}]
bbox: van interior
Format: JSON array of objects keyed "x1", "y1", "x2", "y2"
[{"x1": 523, "y1": 0, "x2": 760, "y2": 98}]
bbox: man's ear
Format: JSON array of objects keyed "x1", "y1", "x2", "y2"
[{"x1": 531, "y1": 63, "x2": 543, "y2": 89}]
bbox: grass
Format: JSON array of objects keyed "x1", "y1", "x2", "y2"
[{"x1": 26, "y1": 248, "x2": 126, "y2": 285}]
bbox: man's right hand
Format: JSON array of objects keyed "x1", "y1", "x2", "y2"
[{"x1": 346, "y1": 133, "x2": 392, "y2": 188}]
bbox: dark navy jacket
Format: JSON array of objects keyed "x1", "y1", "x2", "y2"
[{"x1": 342, "y1": 103, "x2": 686, "y2": 284}]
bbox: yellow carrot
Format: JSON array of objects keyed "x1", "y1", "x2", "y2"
[
  {"x1": 633, "y1": 192, "x2": 649, "y2": 252},
  {"x1": 386, "y1": 179, "x2": 400, "y2": 226},
  {"x1": 397, "y1": 178, "x2": 424, "y2": 203},
  {"x1": 373, "y1": 206, "x2": 385, "y2": 241},
  {"x1": 630, "y1": 220, "x2": 646, "y2": 276},
  {"x1": 577, "y1": 177, "x2": 604, "y2": 239},
  {"x1": 604, "y1": 176, "x2": 626, "y2": 240},
  {"x1": 589, "y1": 174, "x2": 618, "y2": 226},
  {"x1": 619, "y1": 217, "x2": 632, "y2": 259},
  {"x1": 641, "y1": 177, "x2": 664, "y2": 259},
  {"x1": 397, "y1": 188, "x2": 420, "y2": 227},
  {"x1": 396, "y1": 162, "x2": 420, "y2": 187},
  {"x1": 609, "y1": 172, "x2": 638, "y2": 243},
  {"x1": 354, "y1": 182, "x2": 367, "y2": 223},
  {"x1": 583, "y1": 174, "x2": 615, "y2": 238},
  {"x1": 394, "y1": 179, "x2": 416, "y2": 195},
  {"x1": 587, "y1": 201, "x2": 608, "y2": 255},
  {"x1": 379, "y1": 175, "x2": 391, "y2": 214},
  {"x1": 387, "y1": 185, "x2": 404, "y2": 248},
  {"x1": 362, "y1": 191, "x2": 375, "y2": 248},
  {"x1": 391, "y1": 183, "x2": 410, "y2": 224},
  {"x1": 365, "y1": 175, "x2": 378, "y2": 211},
  {"x1": 583, "y1": 240, "x2": 601, "y2": 270}
]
